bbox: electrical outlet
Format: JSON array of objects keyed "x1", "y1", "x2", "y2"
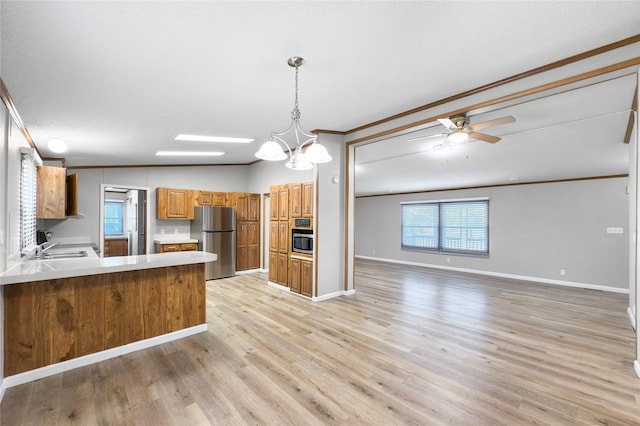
[
  {"x1": 560, "y1": 269, "x2": 566, "y2": 276},
  {"x1": 606, "y1": 227, "x2": 623, "y2": 234},
  {"x1": 160, "y1": 229, "x2": 165, "y2": 234},
  {"x1": 174, "y1": 228, "x2": 179, "y2": 234},
  {"x1": 372, "y1": 249, "x2": 376, "y2": 255}
]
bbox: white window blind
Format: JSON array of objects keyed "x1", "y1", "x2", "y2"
[
  {"x1": 401, "y1": 199, "x2": 489, "y2": 256},
  {"x1": 20, "y1": 149, "x2": 39, "y2": 252}
]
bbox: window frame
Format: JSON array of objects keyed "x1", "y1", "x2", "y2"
[
  {"x1": 401, "y1": 198, "x2": 489, "y2": 257},
  {"x1": 104, "y1": 200, "x2": 125, "y2": 236}
]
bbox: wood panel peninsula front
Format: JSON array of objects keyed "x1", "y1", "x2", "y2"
[{"x1": 0, "y1": 248, "x2": 216, "y2": 378}]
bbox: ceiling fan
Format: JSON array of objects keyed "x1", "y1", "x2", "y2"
[{"x1": 409, "y1": 114, "x2": 516, "y2": 151}]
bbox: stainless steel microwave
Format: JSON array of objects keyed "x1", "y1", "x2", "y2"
[{"x1": 292, "y1": 229, "x2": 313, "y2": 254}]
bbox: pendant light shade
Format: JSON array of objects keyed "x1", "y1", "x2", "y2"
[
  {"x1": 304, "y1": 142, "x2": 332, "y2": 163},
  {"x1": 255, "y1": 56, "x2": 332, "y2": 170},
  {"x1": 285, "y1": 153, "x2": 313, "y2": 170},
  {"x1": 255, "y1": 140, "x2": 287, "y2": 161}
]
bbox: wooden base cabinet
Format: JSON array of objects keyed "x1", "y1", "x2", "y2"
[
  {"x1": 4, "y1": 264, "x2": 206, "y2": 376},
  {"x1": 155, "y1": 242, "x2": 197, "y2": 253},
  {"x1": 290, "y1": 257, "x2": 312, "y2": 297},
  {"x1": 104, "y1": 238, "x2": 128, "y2": 257}
]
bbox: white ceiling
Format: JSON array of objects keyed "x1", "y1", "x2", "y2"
[{"x1": 1, "y1": 1, "x2": 639, "y2": 195}]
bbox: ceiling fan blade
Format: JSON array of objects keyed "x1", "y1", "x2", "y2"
[
  {"x1": 437, "y1": 118, "x2": 456, "y2": 130},
  {"x1": 407, "y1": 133, "x2": 446, "y2": 142},
  {"x1": 468, "y1": 116, "x2": 516, "y2": 131},
  {"x1": 468, "y1": 132, "x2": 501, "y2": 144}
]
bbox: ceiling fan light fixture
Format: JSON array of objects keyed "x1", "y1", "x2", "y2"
[{"x1": 447, "y1": 131, "x2": 468, "y2": 144}]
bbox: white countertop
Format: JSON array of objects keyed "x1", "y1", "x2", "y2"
[
  {"x1": 153, "y1": 235, "x2": 198, "y2": 244},
  {"x1": 0, "y1": 245, "x2": 217, "y2": 285}
]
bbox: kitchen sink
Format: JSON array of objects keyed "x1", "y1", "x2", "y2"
[{"x1": 37, "y1": 250, "x2": 88, "y2": 259}]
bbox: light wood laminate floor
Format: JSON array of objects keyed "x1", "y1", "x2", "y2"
[{"x1": 2, "y1": 258, "x2": 639, "y2": 425}]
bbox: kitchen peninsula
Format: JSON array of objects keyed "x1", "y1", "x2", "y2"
[{"x1": 0, "y1": 246, "x2": 216, "y2": 383}]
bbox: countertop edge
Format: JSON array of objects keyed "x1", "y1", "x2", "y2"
[{"x1": 0, "y1": 251, "x2": 218, "y2": 285}]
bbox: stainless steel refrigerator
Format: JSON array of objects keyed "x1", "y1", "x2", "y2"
[{"x1": 191, "y1": 206, "x2": 236, "y2": 280}]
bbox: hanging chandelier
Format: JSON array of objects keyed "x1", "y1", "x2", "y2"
[{"x1": 255, "y1": 57, "x2": 332, "y2": 170}]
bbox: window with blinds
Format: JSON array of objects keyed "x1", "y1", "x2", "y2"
[
  {"x1": 20, "y1": 149, "x2": 38, "y2": 253},
  {"x1": 401, "y1": 199, "x2": 489, "y2": 256}
]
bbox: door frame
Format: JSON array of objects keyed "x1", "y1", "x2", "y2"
[{"x1": 99, "y1": 183, "x2": 150, "y2": 256}]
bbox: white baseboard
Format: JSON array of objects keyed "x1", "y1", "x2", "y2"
[
  {"x1": 236, "y1": 268, "x2": 261, "y2": 275},
  {"x1": 628, "y1": 306, "x2": 637, "y2": 331},
  {"x1": 356, "y1": 255, "x2": 629, "y2": 294},
  {"x1": 0, "y1": 324, "x2": 207, "y2": 394},
  {"x1": 313, "y1": 289, "x2": 356, "y2": 302},
  {"x1": 268, "y1": 280, "x2": 355, "y2": 302},
  {"x1": 635, "y1": 360, "x2": 640, "y2": 378},
  {"x1": 267, "y1": 281, "x2": 290, "y2": 291}
]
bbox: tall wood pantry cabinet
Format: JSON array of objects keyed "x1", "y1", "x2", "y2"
[
  {"x1": 230, "y1": 192, "x2": 260, "y2": 271},
  {"x1": 268, "y1": 181, "x2": 314, "y2": 296}
]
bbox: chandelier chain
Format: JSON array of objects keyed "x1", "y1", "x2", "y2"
[{"x1": 291, "y1": 65, "x2": 301, "y2": 120}]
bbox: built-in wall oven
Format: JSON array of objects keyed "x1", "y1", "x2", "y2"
[{"x1": 292, "y1": 228, "x2": 313, "y2": 254}]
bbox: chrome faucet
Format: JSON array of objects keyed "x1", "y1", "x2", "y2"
[{"x1": 34, "y1": 242, "x2": 57, "y2": 257}]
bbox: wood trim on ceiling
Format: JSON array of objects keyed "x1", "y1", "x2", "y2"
[
  {"x1": 312, "y1": 129, "x2": 348, "y2": 135},
  {"x1": 346, "y1": 34, "x2": 640, "y2": 135},
  {"x1": 0, "y1": 78, "x2": 39, "y2": 153},
  {"x1": 347, "y1": 57, "x2": 640, "y2": 146},
  {"x1": 624, "y1": 86, "x2": 638, "y2": 144},
  {"x1": 68, "y1": 162, "x2": 253, "y2": 170},
  {"x1": 355, "y1": 174, "x2": 629, "y2": 199}
]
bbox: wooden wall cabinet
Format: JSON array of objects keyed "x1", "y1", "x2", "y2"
[
  {"x1": 196, "y1": 191, "x2": 213, "y2": 206},
  {"x1": 270, "y1": 187, "x2": 279, "y2": 221},
  {"x1": 289, "y1": 182, "x2": 313, "y2": 218},
  {"x1": 104, "y1": 238, "x2": 128, "y2": 257},
  {"x1": 36, "y1": 166, "x2": 67, "y2": 219},
  {"x1": 302, "y1": 182, "x2": 313, "y2": 218},
  {"x1": 278, "y1": 185, "x2": 289, "y2": 220},
  {"x1": 195, "y1": 191, "x2": 227, "y2": 207},
  {"x1": 290, "y1": 182, "x2": 302, "y2": 218},
  {"x1": 157, "y1": 187, "x2": 194, "y2": 220},
  {"x1": 212, "y1": 192, "x2": 227, "y2": 206},
  {"x1": 65, "y1": 173, "x2": 78, "y2": 217}
]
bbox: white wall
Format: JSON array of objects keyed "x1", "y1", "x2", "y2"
[
  {"x1": 247, "y1": 159, "x2": 314, "y2": 194},
  {"x1": 315, "y1": 134, "x2": 346, "y2": 297},
  {"x1": 355, "y1": 177, "x2": 629, "y2": 291},
  {"x1": 40, "y1": 165, "x2": 252, "y2": 247},
  {"x1": 0, "y1": 106, "x2": 33, "y2": 397}
]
